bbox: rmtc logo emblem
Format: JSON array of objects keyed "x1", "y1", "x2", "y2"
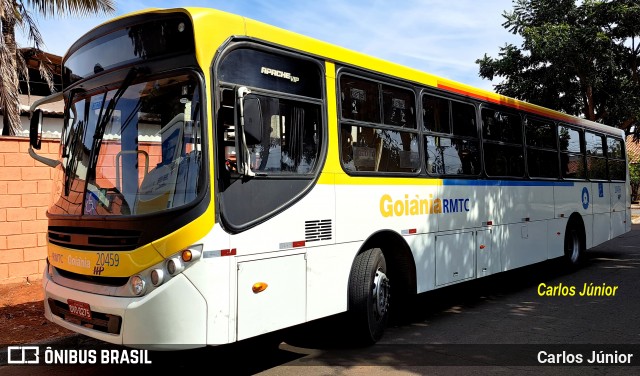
[
  {"x1": 93, "y1": 266, "x2": 105, "y2": 275},
  {"x1": 581, "y1": 187, "x2": 590, "y2": 210}
]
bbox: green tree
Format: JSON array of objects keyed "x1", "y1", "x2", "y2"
[
  {"x1": 476, "y1": 0, "x2": 640, "y2": 133},
  {"x1": 629, "y1": 149, "x2": 640, "y2": 202},
  {"x1": 1, "y1": 0, "x2": 114, "y2": 136}
]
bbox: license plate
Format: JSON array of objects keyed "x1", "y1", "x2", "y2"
[{"x1": 67, "y1": 299, "x2": 92, "y2": 320}]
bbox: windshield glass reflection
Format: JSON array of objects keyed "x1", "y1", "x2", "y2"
[{"x1": 51, "y1": 73, "x2": 203, "y2": 216}]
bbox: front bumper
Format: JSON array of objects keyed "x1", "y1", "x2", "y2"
[{"x1": 43, "y1": 270, "x2": 207, "y2": 350}]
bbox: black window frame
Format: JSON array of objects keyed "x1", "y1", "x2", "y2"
[
  {"x1": 334, "y1": 66, "x2": 624, "y2": 185},
  {"x1": 524, "y1": 116, "x2": 560, "y2": 179},
  {"x1": 480, "y1": 105, "x2": 525, "y2": 178},
  {"x1": 213, "y1": 41, "x2": 329, "y2": 233},
  {"x1": 422, "y1": 91, "x2": 481, "y2": 177},
  {"x1": 558, "y1": 123, "x2": 586, "y2": 180},
  {"x1": 338, "y1": 70, "x2": 421, "y2": 176},
  {"x1": 606, "y1": 135, "x2": 626, "y2": 182},
  {"x1": 584, "y1": 131, "x2": 607, "y2": 181}
]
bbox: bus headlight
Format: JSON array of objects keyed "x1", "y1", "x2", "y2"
[
  {"x1": 167, "y1": 258, "x2": 184, "y2": 275},
  {"x1": 151, "y1": 269, "x2": 164, "y2": 286},
  {"x1": 130, "y1": 275, "x2": 146, "y2": 296}
]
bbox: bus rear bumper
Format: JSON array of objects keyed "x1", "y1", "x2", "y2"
[{"x1": 43, "y1": 271, "x2": 207, "y2": 350}]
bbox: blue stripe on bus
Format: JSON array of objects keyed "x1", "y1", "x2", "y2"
[{"x1": 442, "y1": 180, "x2": 575, "y2": 187}]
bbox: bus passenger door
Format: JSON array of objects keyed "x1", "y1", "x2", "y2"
[
  {"x1": 591, "y1": 182, "x2": 611, "y2": 246},
  {"x1": 476, "y1": 229, "x2": 498, "y2": 278},
  {"x1": 610, "y1": 182, "x2": 626, "y2": 238}
]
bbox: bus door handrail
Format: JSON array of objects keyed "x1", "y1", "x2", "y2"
[{"x1": 115, "y1": 150, "x2": 149, "y2": 191}]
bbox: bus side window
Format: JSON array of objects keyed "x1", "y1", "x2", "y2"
[
  {"x1": 423, "y1": 95, "x2": 449, "y2": 133},
  {"x1": 340, "y1": 77, "x2": 380, "y2": 123}
]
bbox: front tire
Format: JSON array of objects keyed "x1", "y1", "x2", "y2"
[{"x1": 348, "y1": 248, "x2": 390, "y2": 345}]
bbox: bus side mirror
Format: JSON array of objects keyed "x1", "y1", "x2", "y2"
[
  {"x1": 30, "y1": 109, "x2": 43, "y2": 150},
  {"x1": 242, "y1": 95, "x2": 263, "y2": 145},
  {"x1": 236, "y1": 87, "x2": 265, "y2": 177},
  {"x1": 27, "y1": 92, "x2": 63, "y2": 168}
]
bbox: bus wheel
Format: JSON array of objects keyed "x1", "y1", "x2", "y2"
[
  {"x1": 564, "y1": 223, "x2": 584, "y2": 267},
  {"x1": 348, "y1": 247, "x2": 390, "y2": 345}
]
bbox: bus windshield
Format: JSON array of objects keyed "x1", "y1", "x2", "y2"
[{"x1": 51, "y1": 73, "x2": 203, "y2": 216}]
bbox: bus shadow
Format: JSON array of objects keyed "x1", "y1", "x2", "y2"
[{"x1": 282, "y1": 243, "x2": 637, "y2": 351}]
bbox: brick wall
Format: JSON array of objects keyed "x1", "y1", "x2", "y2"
[
  {"x1": 0, "y1": 137, "x2": 59, "y2": 284},
  {"x1": 0, "y1": 137, "x2": 163, "y2": 284}
]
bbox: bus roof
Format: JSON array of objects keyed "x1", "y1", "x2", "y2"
[{"x1": 73, "y1": 6, "x2": 625, "y2": 138}]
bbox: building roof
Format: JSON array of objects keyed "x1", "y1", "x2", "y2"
[
  {"x1": 627, "y1": 135, "x2": 640, "y2": 163},
  {"x1": 18, "y1": 94, "x2": 64, "y2": 116},
  {"x1": 14, "y1": 48, "x2": 64, "y2": 116}
]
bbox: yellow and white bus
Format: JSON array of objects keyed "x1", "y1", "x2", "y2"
[{"x1": 28, "y1": 7, "x2": 631, "y2": 350}]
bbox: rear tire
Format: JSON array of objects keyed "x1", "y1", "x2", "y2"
[
  {"x1": 348, "y1": 248, "x2": 390, "y2": 345},
  {"x1": 564, "y1": 223, "x2": 584, "y2": 267}
]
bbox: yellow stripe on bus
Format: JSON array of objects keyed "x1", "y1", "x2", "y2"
[
  {"x1": 48, "y1": 243, "x2": 163, "y2": 278},
  {"x1": 319, "y1": 172, "x2": 443, "y2": 186}
]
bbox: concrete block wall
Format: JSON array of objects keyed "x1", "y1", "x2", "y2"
[{"x1": 0, "y1": 137, "x2": 59, "y2": 284}]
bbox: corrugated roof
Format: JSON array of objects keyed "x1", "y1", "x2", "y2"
[
  {"x1": 627, "y1": 135, "x2": 640, "y2": 163},
  {"x1": 18, "y1": 94, "x2": 64, "y2": 115}
]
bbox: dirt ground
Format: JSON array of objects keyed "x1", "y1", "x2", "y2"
[{"x1": 0, "y1": 279, "x2": 75, "y2": 345}]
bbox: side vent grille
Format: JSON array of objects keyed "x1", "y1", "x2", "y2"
[{"x1": 305, "y1": 219, "x2": 332, "y2": 242}]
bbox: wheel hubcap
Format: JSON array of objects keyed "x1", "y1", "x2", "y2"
[{"x1": 372, "y1": 269, "x2": 390, "y2": 319}]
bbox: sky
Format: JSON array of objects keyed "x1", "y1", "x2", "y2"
[{"x1": 16, "y1": 0, "x2": 522, "y2": 92}]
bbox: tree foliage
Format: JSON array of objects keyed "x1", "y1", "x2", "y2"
[
  {"x1": 630, "y1": 164, "x2": 639, "y2": 202},
  {"x1": 476, "y1": 0, "x2": 640, "y2": 134},
  {"x1": 0, "y1": 0, "x2": 114, "y2": 135},
  {"x1": 629, "y1": 149, "x2": 640, "y2": 201}
]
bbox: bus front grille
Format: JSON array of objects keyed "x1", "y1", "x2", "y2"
[
  {"x1": 48, "y1": 298, "x2": 122, "y2": 335},
  {"x1": 55, "y1": 267, "x2": 129, "y2": 287},
  {"x1": 48, "y1": 226, "x2": 141, "y2": 251}
]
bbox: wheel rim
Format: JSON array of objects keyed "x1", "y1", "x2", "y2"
[
  {"x1": 569, "y1": 230, "x2": 580, "y2": 263},
  {"x1": 372, "y1": 268, "x2": 390, "y2": 320}
]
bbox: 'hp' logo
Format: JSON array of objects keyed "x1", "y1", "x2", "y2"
[{"x1": 7, "y1": 346, "x2": 39, "y2": 364}]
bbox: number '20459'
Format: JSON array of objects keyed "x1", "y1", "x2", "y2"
[{"x1": 96, "y1": 252, "x2": 119, "y2": 267}]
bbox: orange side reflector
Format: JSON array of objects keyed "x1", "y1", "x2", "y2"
[
  {"x1": 181, "y1": 250, "x2": 193, "y2": 262},
  {"x1": 252, "y1": 282, "x2": 268, "y2": 294}
]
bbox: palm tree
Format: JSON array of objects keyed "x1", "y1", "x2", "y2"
[{"x1": 0, "y1": 0, "x2": 114, "y2": 135}]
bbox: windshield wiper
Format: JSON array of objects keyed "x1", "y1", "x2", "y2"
[
  {"x1": 73, "y1": 67, "x2": 143, "y2": 212},
  {"x1": 89, "y1": 67, "x2": 142, "y2": 169},
  {"x1": 62, "y1": 89, "x2": 87, "y2": 196},
  {"x1": 61, "y1": 88, "x2": 86, "y2": 159}
]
